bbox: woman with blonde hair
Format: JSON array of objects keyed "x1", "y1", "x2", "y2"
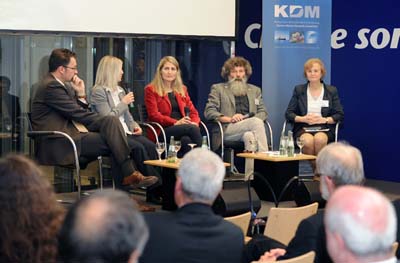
[
  {"x1": 145, "y1": 56, "x2": 202, "y2": 156},
  {"x1": 90, "y1": 55, "x2": 161, "y2": 204},
  {"x1": 285, "y1": 58, "x2": 344, "y2": 158}
]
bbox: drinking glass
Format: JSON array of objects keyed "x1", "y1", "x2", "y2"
[
  {"x1": 174, "y1": 141, "x2": 181, "y2": 156},
  {"x1": 296, "y1": 137, "x2": 305, "y2": 154},
  {"x1": 188, "y1": 143, "x2": 196, "y2": 150},
  {"x1": 155, "y1": 142, "x2": 165, "y2": 161}
]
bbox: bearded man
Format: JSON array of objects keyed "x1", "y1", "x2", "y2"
[{"x1": 204, "y1": 56, "x2": 269, "y2": 152}]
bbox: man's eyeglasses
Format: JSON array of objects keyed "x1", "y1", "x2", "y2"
[{"x1": 63, "y1": 65, "x2": 78, "y2": 70}]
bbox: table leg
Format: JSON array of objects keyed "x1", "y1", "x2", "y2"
[
  {"x1": 252, "y1": 160, "x2": 300, "y2": 202},
  {"x1": 161, "y1": 168, "x2": 178, "y2": 211}
]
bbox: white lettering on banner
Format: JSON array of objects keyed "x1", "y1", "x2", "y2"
[
  {"x1": 331, "y1": 29, "x2": 347, "y2": 49},
  {"x1": 331, "y1": 28, "x2": 400, "y2": 49},
  {"x1": 274, "y1": 5, "x2": 320, "y2": 18},
  {"x1": 245, "y1": 23, "x2": 262, "y2": 49}
]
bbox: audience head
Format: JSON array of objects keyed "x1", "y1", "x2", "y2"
[
  {"x1": 58, "y1": 189, "x2": 148, "y2": 263},
  {"x1": 221, "y1": 56, "x2": 252, "y2": 80},
  {"x1": 0, "y1": 76, "x2": 11, "y2": 92},
  {"x1": 48, "y1": 48, "x2": 77, "y2": 73},
  {"x1": 151, "y1": 55, "x2": 184, "y2": 96},
  {"x1": 94, "y1": 55, "x2": 123, "y2": 90},
  {"x1": 316, "y1": 142, "x2": 365, "y2": 200},
  {"x1": 325, "y1": 186, "x2": 397, "y2": 263},
  {"x1": 48, "y1": 48, "x2": 78, "y2": 83},
  {"x1": 0, "y1": 154, "x2": 64, "y2": 263},
  {"x1": 303, "y1": 58, "x2": 326, "y2": 80},
  {"x1": 175, "y1": 148, "x2": 225, "y2": 206}
]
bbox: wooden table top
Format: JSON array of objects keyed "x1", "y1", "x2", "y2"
[
  {"x1": 144, "y1": 159, "x2": 231, "y2": 169},
  {"x1": 236, "y1": 152, "x2": 316, "y2": 162}
]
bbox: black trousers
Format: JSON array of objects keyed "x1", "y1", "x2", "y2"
[
  {"x1": 80, "y1": 116, "x2": 134, "y2": 188},
  {"x1": 164, "y1": 124, "x2": 202, "y2": 156},
  {"x1": 127, "y1": 134, "x2": 160, "y2": 177}
]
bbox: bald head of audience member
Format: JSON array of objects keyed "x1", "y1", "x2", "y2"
[
  {"x1": 325, "y1": 186, "x2": 397, "y2": 263},
  {"x1": 58, "y1": 190, "x2": 149, "y2": 263},
  {"x1": 174, "y1": 148, "x2": 225, "y2": 207},
  {"x1": 316, "y1": 142, "x2": 365, "y2": 200}
]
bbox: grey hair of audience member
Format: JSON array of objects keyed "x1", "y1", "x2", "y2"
[
  {"x1": 58, "y1": 190, "x2": 149, "y2": 263},
  {"x1": 177, "y1": 148, "x2": 225, "y2": 203},
  {"x1": 325, "y1": 186, "x2": 397, "y2": 258},
  {"x1": 316, "y1": 142, "x2": 365, "y2": 187}
]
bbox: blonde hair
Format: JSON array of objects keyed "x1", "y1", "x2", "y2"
[
  {"x1": 93, "y1": 55, "x2": 123, "y2": 91},
  {"x1": 221, "y1": 56, "x2": 252, "y2": 80},
  {"x1": 303, "y1": 58, "x2": 326, "y2": 79},
  {"x1": 150, "y1": 56, "x2": 185, "y2": 96}
]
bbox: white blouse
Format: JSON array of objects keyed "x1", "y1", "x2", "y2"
[{"x1": 307, "y1": 85, "x2": 324, "y2": 116}]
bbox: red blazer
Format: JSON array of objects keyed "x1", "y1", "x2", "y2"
[{"x1": 144, "y1": 84, "x2": 200, "y2": 141}]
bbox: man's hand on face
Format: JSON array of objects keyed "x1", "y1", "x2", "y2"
[{"x1": 70, "y1": 75, "x2": 85, "y2": 96}]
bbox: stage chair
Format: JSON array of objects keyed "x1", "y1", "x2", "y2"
[
  {"x1": 251, "y1": 251, "x2": 315, "y2": 263},
  {"x1": 138, "y1": 104, "x2": 210, "y2": 157},
  {"x1": 210, "y1": 119, "x2": 273, "y2": 175},
  {"x1": 224, "y1": 211, "x2": 252, "y2": 242},
  {"x1": 25, "y1": 113, "x2": 109, "y2": 202},
  {"x1": 264, "y1": 202, "x2": 318, "y2": 245}
]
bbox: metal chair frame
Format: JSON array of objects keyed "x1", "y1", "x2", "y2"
[
  {"x1": 215, "y1": 120, "x2": 274, "y2": 174},
  {"x1": 25, "y1": 113, "x2": 108, "y2": 200}
]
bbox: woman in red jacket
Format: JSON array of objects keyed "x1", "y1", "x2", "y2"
[{"x1": 145, "y1": 56, "x2": 202, "y2": 156}]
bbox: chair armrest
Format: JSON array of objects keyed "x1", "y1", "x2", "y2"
[
  {"x1": 200, "y1": 121, "x2": 211, "y2": 150},
  {"x1": 265, "y1": 120, "x2": 273, "y2": 151},
  {"x1": 335, "y1": 121, "x2": 340, "y2": 142},
  {"x1": 147, "y1": 121, "x2": 168, "y2": 156},
  {"x1": 27, "y1": 130, "x2": 80, "y2": 170},
  {"x1": 137, "y1": 122, "x2": 160, "y2": 144}
]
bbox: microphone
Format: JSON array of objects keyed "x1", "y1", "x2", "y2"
[
  {"x1": 243, "y1": 112, "x2": 255, "y2": 119},
  {"x1": 127, "y1": 87, "x2": 134, "y2": 108},
  {"x1": 184, "y1": 106, "x2": 190, "y2": 118}
]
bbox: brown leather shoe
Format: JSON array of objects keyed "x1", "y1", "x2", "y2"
[
  {"x1": 138, "y1": 204, "x2": 156, "y2": 212},
  {"x1": 122, "y1": 171, "x2": 158, "y2": 188}
]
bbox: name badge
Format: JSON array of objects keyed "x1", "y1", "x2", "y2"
[
  {"x1": 255, "y1": 99, "x2": 260, "y2": 105},
  {"x1": 321, "y1": 100, "x2": 329, "y2": 107}
]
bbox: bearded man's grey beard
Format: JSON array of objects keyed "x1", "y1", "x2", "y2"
[{"x1": 228, "y1": 77, "x2": 248, "y2": 96}]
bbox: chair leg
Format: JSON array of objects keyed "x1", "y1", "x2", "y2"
[
  {"x1": 98, "y1": 156, "x2": 103, "y2": 191},
  {"x1": 229, "y1": 149, "x2": 239, "y2": 174}
]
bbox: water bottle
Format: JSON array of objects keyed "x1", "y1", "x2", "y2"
[
  {"x1": 201, "y1": 136, "x2": 208, "y2": 150},
  {"x1": 167, "y1": 136, "x2": 177, "y2": 163},
  {"x1": 279, "y1": 132, "x2": 287, "y2": 156},
  {"x1": 287, "y1": 131, "x2": 295, "y2": 157}
]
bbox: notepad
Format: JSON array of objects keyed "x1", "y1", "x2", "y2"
[{"x1": 303, "y1": 127, "x2": 329, "y2": 133}]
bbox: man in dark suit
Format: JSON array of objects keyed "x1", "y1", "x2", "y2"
[
  {"x1": 140, "y1": 149, "x2": 244, "y2": 263},
  {"x1": 31, "y1": 48, "x2": 157, "y2": 189},
  {"x1": 243, "y1": 142, "x2": 365, "y2": 263}
]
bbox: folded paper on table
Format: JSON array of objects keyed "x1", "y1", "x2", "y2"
[{"x1": 303, "y1": 127, "x2": 329, "y2": 133}]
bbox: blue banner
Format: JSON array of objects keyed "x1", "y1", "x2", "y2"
[{"x1": 262, "y1": 0, "x2": 332, "y2": 145}]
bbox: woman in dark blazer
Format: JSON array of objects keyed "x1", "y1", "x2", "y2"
[
  {"x1": 285, "y1": 58, "x2": 344, "y2": 157},
  {"x1": 144, "y1": 56, "x2": 202, "y2": 156}
]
